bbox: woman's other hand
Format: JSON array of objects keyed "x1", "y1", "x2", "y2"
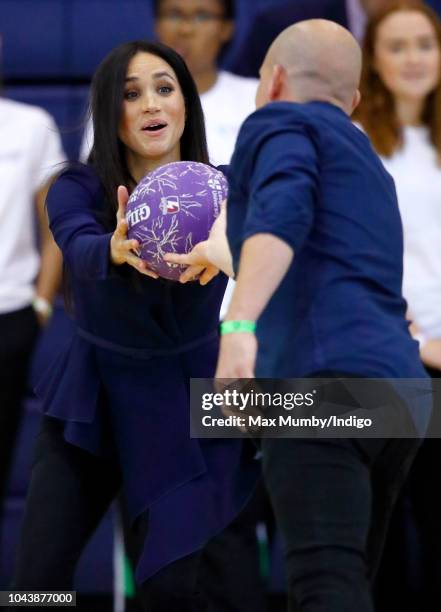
[{"x1": 110, "y1": 186, "x2": 158, "y2": 279}]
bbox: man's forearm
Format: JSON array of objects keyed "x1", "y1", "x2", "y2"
[
  {"x1": 206, "y1": 204, "x2": 234, "y2": 278},
  {"x1": 225, "y1": 233, "x2": 293, "y2": 322}
]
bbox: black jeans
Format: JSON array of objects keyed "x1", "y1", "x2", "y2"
[
  {"x1": 12, "y1": 417, "x2": 207, "y2": 611},
  {"x1": 261, "y1": 376, "x2": 421, "y2": 612},
  {"x1": 405, "y1": 366, "x2": 441, "y2": 612},
  {"x1": 198, "y1": 482, "x2": 268, "y2": 612},
  {"x1": 0, "y1": 306, "x2": 39, "y2": 521}
]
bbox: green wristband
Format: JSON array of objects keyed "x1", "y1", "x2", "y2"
[{"x1": 220, "y1": 320, "x2": 256, "y2": 335}]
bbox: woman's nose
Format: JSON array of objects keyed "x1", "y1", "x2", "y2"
[
  {"x1": 141, "y1": 93, "x2": 160, "y2": 113},
  {"x1": 406, "y1": 46, "x2": 423, "y2": 64}
]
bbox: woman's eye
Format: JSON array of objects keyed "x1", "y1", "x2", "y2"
[
  {"x1": 158, "y1": 85, "x2": 173, "y2": 94},
  {"x1": 420, "y1": 39, "x2": 436, "y2": 51},
  {"x1": 388, "y1": 43, "x2": 404, "y2": 53},
  {"x1": 124, "y1": 90, "x2": 139, "y2": 100}
]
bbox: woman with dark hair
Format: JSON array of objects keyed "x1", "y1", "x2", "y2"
[
  {"x1": 353, "y1": 2, "x2": 441, "y2": 607},
  {"x1": 11, "y1": 40, "x2": 257, "y2": 611}
]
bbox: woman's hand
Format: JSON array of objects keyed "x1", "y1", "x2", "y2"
[
  {"x1": 163, "y1": 200, "x2": 233, "y2": 284},
  {"x1": 110, "y1": 186, "x2": 158, "y2": 279}
]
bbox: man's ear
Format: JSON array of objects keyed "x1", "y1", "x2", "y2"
[
  {"x1": 268, "y1": 64, "x2": 285, "y2": 102},
  {"x1": 351, "y1": 89, "x2": 361, "y2": 113}
]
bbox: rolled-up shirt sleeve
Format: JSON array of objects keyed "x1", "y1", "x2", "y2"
[
  {"x1": 47, "y1": 170, "x2": 113, "y2": 281},
  {"x1": 241, "y1": 126, "x2": 319, "y2": 253}
]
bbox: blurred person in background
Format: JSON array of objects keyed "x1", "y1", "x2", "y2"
[
  {"x1": 154, "y1": 0, "x2": 258, "y2": 167},
  {"x1": 354, "y1": 1, "x2": 441, "y2": 608},
  {"x1": 0, "y1": 34, "x2": 65, "y2": 544}
]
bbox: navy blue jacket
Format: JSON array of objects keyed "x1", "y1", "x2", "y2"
[
  {"x1": 37, "y1": 164, "x2": 256, "y2": 583},
  {"x1": 47, "y1": 164, "x2": 227, "y2": 350}
]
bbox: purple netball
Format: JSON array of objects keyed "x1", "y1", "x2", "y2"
[{"x1": 126, "y1": 161, "x2": 228, "y2": 281}]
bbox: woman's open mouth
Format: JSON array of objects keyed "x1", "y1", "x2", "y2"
[{"x1": 141, "y1": 121, "x2": 167, "y2": 134}]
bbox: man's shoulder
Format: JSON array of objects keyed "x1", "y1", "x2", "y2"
[
  {"x1": 230, "y1": 104, "x2": 316, "y2": 180},
  {"x1": 242, "y1": 102, "x2": 316, "y2": 136}
]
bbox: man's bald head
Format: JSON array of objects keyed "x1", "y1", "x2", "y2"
[{"x1": 256, "y1": 20, "x2": 362, "y2": 114}]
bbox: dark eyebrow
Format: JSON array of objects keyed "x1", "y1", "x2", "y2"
[
  {"x1": 153, "y1": 71, "x2": 176, "y2": 81},
  {"x1": 125, "y1": 71, "x2": 176, "y2": 83}
]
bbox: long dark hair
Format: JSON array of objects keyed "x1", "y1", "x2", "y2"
[
  {"x1": 353, "y1": 0, "x2": 441, "y2": 162},
  {"x1": 88, "y1": 40, "x2": 209, "y2": 229}
]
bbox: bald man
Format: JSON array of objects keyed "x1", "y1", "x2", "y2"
[
  {"x1": 222, "y1": 20, "x2": 430, "y2": 612},
  {"x1": 167, "y1": 19, "x2": 430, "y2": 611}
]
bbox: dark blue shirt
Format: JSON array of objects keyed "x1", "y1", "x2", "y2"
[{"x1": 227, "y1": 101, "x2": 426, "y2": 379}]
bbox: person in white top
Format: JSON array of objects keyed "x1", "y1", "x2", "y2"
[
  {"x1": 0, "y1": 91, "x2": 66, "y2": 529},
  {"x1": 354, "y1": 0, "x2": 441, "y2": 368},
  {"x1": 354, "y1": 2, "x2": 441, "y2": 608}
]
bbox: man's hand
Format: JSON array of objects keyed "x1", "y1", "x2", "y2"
[
  {"x1": 420, "y1": 339, "x2": 441, "y2": 371},
  {"x1": 110, "y1": 186, "x2": 158, "y2": 278},
  {"x1": 163, "y1": 201, "x2": 234, "y2": 283},
  {"x1": 163, "y1": 240, "x2": 220, "y2": 284},
  {"x1": 215, "y1": 332, "x2": 258, "y2": 380},
  {"x1": 215, "y1": 333, "x2": 258, "y2": 431}
]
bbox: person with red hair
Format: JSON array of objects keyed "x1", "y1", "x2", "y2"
[{"x1": 354, "y1": 1, "x2": 441, "y2": 607}]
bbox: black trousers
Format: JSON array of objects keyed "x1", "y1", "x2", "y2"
[
  {"x1": 261, "y1": 378, "x2": 421, "y2": 612},
  {"x1": 12, "y1": 417, "x2": 208, "y2": 611},
  {"x1": 406, "y1": 366, "x2": 441, "y2": 612},
  {"x1": 0, "y1": 306, "x2": 39, "y2": 521},
  {"x1": 198, "y1": 482, "x2": 268, "y2": 612}
]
